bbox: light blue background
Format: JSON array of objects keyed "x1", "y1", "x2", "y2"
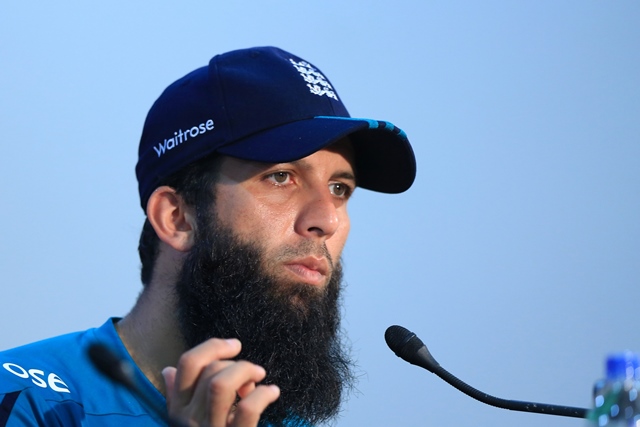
[{"x1": 1, "y1": 2, "x2": 639, "y2": 426}]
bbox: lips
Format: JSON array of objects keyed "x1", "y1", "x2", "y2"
[{"x1": 283, "y1": 256, "x2": 330, "y2": 286}]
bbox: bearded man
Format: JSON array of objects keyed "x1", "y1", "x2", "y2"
[{"x1": 0, "y1": 46, "x2": 415, "y2": 427}]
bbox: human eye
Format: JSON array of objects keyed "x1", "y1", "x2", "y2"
[
  {"x1": 329, "y1": 182, "x2": 353, "y2": 198},
  {"x1": 266, "y1": 171, "x2": 291, "y2": 185}
]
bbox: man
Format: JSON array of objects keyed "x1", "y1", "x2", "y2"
[{"x1": 0, "y1": 46, "x2": 416, "y2": 427}]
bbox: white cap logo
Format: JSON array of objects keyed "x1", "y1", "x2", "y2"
[{"x1": 289, "y1": 59, "x2": 338, "y2": 100}]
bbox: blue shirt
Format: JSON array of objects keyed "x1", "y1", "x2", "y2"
[
  {"x1": 0, "y1": 318, "x2": 167, "y2": 426},
  {"x1": 0, "y1": 319, "x2": 309, "y2": 427}
]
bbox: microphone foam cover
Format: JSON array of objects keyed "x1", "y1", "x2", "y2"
[{"x1": 385, "y1": 325, "x2": 423, "y2": 359}]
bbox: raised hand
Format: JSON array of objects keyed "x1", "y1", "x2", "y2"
[{"x1": 162, "y1": 338, "x2": 280, "y2": 427}]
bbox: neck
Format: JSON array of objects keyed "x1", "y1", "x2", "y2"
[{"x1": 116, "y1": 283, "x2": 186, "y2": 396}]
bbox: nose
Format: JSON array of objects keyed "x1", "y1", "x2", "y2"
[{"x1": 294, "y1": 189, "x2": 340, "y2": 239}]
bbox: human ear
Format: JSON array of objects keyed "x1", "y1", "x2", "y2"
[{"x1": 145, "y1": 186, "x2": 196, "y2": 252}]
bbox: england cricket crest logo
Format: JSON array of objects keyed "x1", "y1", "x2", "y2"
[{"x1": 289, "y1": 59, "x2": 338, "y2": 100}]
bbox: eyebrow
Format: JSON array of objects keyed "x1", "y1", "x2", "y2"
[
  {"x1": 333, "y1": 171, "x2": 356, "y2": 183},
  {"x1": 290, "y1": 159, "x2": 357, "y2": 184}
]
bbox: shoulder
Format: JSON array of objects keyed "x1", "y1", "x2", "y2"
[
  {"x1": 0, "y1": 329, "x2": 93, "y2": 427},
  {"x1": 0, "y1": 319, "x2": 166, "y2": 426},
  {"x1": 0, "y1": 319, "x2": 117, "y2": 391},
  {"x1": 0, "y1": 329, "x2": 89, "y2": 397},
  {"x1": 0, "y1": 319, "x2": 137, "y2": 426}
]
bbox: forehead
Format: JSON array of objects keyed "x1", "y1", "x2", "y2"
[
  {"x1": 218, "y1": 137, "x2": 356, "y2": 179},
  {"x1": 320, "y1": 138, "x2": 355, "y2": 163}
]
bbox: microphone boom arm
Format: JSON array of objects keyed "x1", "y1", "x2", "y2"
[
  {"x1": 385, "y1": 325, "x2": 588, "y2": 419},
  {"x1": 432, "y1": 362, "x2": 587, "y2": 418}
]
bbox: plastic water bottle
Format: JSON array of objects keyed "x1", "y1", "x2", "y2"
[{"x1": 588, "y1": 352, "x2": 640, "y2": 426}]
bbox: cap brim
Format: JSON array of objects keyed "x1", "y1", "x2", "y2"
[{"x1": 217, "y1": 117, "x2": 416, "y2": 193}]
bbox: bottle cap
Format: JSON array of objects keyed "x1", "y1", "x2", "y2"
[{"x1": 606, "y1": 351, "x2": 640, "y2": 380}]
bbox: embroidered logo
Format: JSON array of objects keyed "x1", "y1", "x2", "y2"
[
  {"x1": 153, "y1": 119, "x2": 215, "y2": 158},
  {"x1": 289, "y1": 59, "x2": 338, "y2": 100}
]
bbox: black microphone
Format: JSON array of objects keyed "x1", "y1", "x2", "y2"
[
  {"x1": 384, "y1": 325, "x2": 589, "y2": 419},
  {"x1": 88, "y1": 342, "x2": 138, "y2": 390},
  {"x1": 88, "y1": 342, "x2": 187, "y2": 427}
]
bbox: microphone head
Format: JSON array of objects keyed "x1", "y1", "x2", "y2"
[
  {"x1": 385, "y1": 325, "x2": 440, "y2": 372},
  {"x1": 385, "y1": 325, "x2": 421, "y2": 357}
]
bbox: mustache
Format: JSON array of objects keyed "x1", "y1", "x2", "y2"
[{"x1": 269, "y1": 240, "x2": 334, "y2": 269}]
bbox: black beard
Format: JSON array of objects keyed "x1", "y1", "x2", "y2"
[{"x1": 175, "y1": 211, "x2": 355, "y2": 426}]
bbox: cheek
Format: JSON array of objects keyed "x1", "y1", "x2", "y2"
[
  {"x1": 252, "y1": 204, "x2": 297, "y2": 238},
  {"x1": 215, "y1": 185, "x2": 298, "y2": 241},
  {"x1": 327, "y1": 211, "x2": 351, "y2": 259}
]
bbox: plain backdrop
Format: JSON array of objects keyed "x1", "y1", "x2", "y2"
[{"x1": 1, "y1": 1, "x2": 639, "y2": 426}]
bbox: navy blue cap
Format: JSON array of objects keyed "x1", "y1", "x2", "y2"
[{"x1": 136, "y1": 46, "x2": 416, "y2": 210}]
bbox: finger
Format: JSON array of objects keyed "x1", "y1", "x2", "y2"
[
  {"x1": 237, "y1": 381, "x2": 256, "y2": 399},
  {"x1": 161, "y1": 367, "x2": 177, "y2": 409},
  {"x1": 205, "y1": 361, "x2": 267, "y2": 427},
  {"x1": 164, "y1": 361, "x2": 234, "y2": 426},
  {"x1": 171, "y1": 338, "x2": 242, "y2": 408},
  {"x1": 229, "y1": 385, "x2": 280, "y2": 427},
  {"x1": 186, "y1": 359, "x2": 235, "y2": 410}
]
